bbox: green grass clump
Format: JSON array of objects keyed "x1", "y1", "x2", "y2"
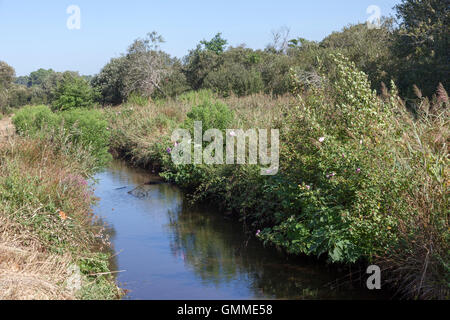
[{"x1": 13, "y1": 105, "x2": 111, "y2": 168}]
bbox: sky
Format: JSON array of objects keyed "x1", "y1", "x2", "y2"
[{"x1": 0, "y1": 0, "x2": 401, "y2": 76}]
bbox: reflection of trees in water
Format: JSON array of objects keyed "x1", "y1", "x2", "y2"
[{"x1": 165, "y1": 202, "x2": 362, "y2": 299}]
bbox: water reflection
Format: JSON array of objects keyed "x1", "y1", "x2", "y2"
[{"x1": 93, "y1": 160, "x2": 386, "y2": 300}]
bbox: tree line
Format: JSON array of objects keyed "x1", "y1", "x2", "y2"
[{"x1": 0, "y1": 0, "x2": 448, "y2": 113}]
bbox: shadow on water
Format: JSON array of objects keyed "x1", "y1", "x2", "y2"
[{"x1": 92, "y1": 160, "x2": 389, "y2": 300}]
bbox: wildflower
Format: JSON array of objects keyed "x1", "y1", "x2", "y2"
[
  {"x1": 305, "y1": 185, "x2": 311, "y2": 190},
  {"x1": 326, "y1": 172, "x2": 336, "y2": 179},
  {"x1": 318, "y1": 137, "x2": 325, "y2": 143},
  {"x1": 342, "y1": 153, "x2": 346, "y2": 159},
  {"x1": 256, "y1": 230, "x2": 261, "y2": 237},
  {"x1": 359, "y1": 139, "x2": 363, "y2": 145},
  {"x1": 174, "y1": 142, "x2": 179, "y2": 147},
  {"x1": 59, "y1": 211, "x2": 67, "y2": 220},
  {"x1": 167, "y1": 148, "x2": 172, "y2": 154},
  {"x1": 229, "y1": 131, "x2": 237, "y2": 137},
  {"x1": 356, "y1": 168, "x2": 361, "y2": 174}
]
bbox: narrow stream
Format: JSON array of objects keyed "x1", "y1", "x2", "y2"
[{"x1": 93, "y1": 160, "x2": 386, "y2": 300}]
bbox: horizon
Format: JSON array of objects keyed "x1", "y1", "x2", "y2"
[{"x1": 0, "y1": 0, "x2": 400, "y2": 76}]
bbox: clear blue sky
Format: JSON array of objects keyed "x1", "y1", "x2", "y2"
[{"x1": 0, "y1": 0, "x2": 400, "y2": 76}]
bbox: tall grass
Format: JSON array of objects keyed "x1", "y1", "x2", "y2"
[{"x1": 0, "y1": 132, "x2": 121, "y2": 299}]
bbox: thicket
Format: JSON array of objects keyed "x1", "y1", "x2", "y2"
[
  {"x1": 12, "y1": 105, "x2": 111, "y2": 168},
  {"x1": 105, "y1": 54, "x2": 448, "y2": 298}
]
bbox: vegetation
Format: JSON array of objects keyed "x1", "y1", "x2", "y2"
[
  {"x1": 0, "y1": 133, "x2": 120, "y2": 299},
  {"x1": 13, "y1": 105, "x2": 111, "y2": 168},
  {"x1": 105, "y1": 54, "x2": 448, "y2": 299},
  {"x1": 1, "y1": 0, "x2": 448, "y2": 300}
]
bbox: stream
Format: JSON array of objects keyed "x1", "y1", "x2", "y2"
[{"x1": 92, "y1": 160, "x2": 386, "y2": 300}]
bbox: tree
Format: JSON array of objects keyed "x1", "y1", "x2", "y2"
[
  {"x1": 183, "y1": 46, "x2": 222, "y2": 90},
  {"x1": 266, "y1": 27, "x2": 291, "y2": 54},
  {"x1": 200, "y1": 33, "x2": 228, "y2": 54},
  {"x1": 320, "y1": 21, "x2": 394, "y2": 91},
  {"x1": 123, "y1": 31, "x2": 171, "y2": 98},
  {"x1": 92, "y1": 56, "x2": 128, "y2": 105},
  {"x1": 393, "y1": 0, "x2": 450, "y2": 97},
  {"x1": 0, "y1": 61, "x2": 15, "y2": 112},
  {"x1": 52, "y1": 73, "x2": 96, "y2": 111},
  {"x1": 28, "y1": 68, "x2": 55, "y2": 87},
  {"x1": 0, "y1": 61, "x2": 15, "y2": 88}
]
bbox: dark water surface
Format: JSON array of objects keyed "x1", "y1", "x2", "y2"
[{"x1": 92, "y1": 160, "x2": 386, "y2": 300}]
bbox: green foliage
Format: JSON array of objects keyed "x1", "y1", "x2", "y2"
[
  {"x1": 91, "y1": 57, "x2": 128, "y2": 105},
  {"x1": 156, "y1": 61, "x2": 190, "y2": 98},
  {"x1": 0, "y1": 61, "x2": 15, "y2": 89},
  {"x1": 177, "y1": 89, "x2": 216, "y2": 105},
  {"x1": 200, "y1": 33, "x2": 228, "y2": 54},
  {"x1": 13, "y1": 105, "x2": 111, "y2": 167},
  {"x1": 320, "y1": 22, "x2": 394, "y2": 91},
  {"x1": 260, "y1": 53, "x2": 294, "y2": 95},
  {"x1": 184, "y1": 99, "x2": 234, "y2": 133},
  {"x1": 60, "y1": 109, "x2": 112, "y2": 166},
  {"x1": 52, "y1": 74, "x2": 96, "y2": 111},
  {"x1": 12, "y1": 105, "x2": 59, "y2": 135},
  {"x1": 0, "y1": 61, "x2": 16, "y2": 113},
  {"x1": 203, "y1": 62, "x2": 264, "y2": 97},
  {"x1": 393, "y1": 0, "x2": 450, "y2": 97},
  {"x1": 28, "y1": 68, "x2": 55, "y2": 87},
  {"x1": 126, "y1": 92, "x2": 148, "y2": 106},
  {"x1": 184, "y1": 48, "x2": 222, "y2": 90}
]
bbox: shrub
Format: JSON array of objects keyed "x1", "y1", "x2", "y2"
[
  {"x1": 60, "y1": 109, "x2": 112, "y2": 166},
  {"x1": 12, "y1": 105, "x2": 59, "y2": 135},
  {"x1": 52, "y1": 75, "x2": 96, "y2": 111},
  {"x1": 203, "y1": 63, "x2": 264, "y2": 97},
  {"x1": 91, "y1": 57, "x2": 128, "y2": 105},
  {"x1": 13, "y1": 105, "x2": 111, "y2": 167},
  {"x1": 184, "y1": 99, "x2": 234, "y2": 134}
]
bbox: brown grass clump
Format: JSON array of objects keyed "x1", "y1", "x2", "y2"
[{"x1": 0, "y1": 215, "x2": 77, "y2": 300}]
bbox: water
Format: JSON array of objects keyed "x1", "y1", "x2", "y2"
[{"x1": 92, "y1": 160, "x2": 386, "y2": 300}]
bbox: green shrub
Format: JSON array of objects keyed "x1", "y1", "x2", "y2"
[
  {"x1": 177, "y1": 89, "x2": 215, "y2": 105},
  {"x1": 13, "y1": 105, "x2": 111, "y2": 167},
  {"x1": 60, "y1": 109, "x2": 112, "y2": 166},
  {"x1": 52, "y1": 76, "x2": 96, "y2": 111},
  {"x1": 12, "y1": 105, "x2": 59, "y2": 135},
  {"x1": 203, "y1": 63, "x2": 264, "y2": 97},
  {"x1": 184, "y1": 99, "x2": 234, "y2": 134}
]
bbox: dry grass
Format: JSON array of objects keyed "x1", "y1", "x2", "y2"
[
  {"x1": 0, "y1": 134, "x2": 118, "y2": 300},
  {"x1": 0, "y1": 215, "x2": 77, "y2": 300},
  {"x1": 0, "y1": 117, "x2": 14, "y2": 141}
]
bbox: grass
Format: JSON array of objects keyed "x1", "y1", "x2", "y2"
[{"x1": 0, "y1": 133, "x2": 121, "y2": 300}]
